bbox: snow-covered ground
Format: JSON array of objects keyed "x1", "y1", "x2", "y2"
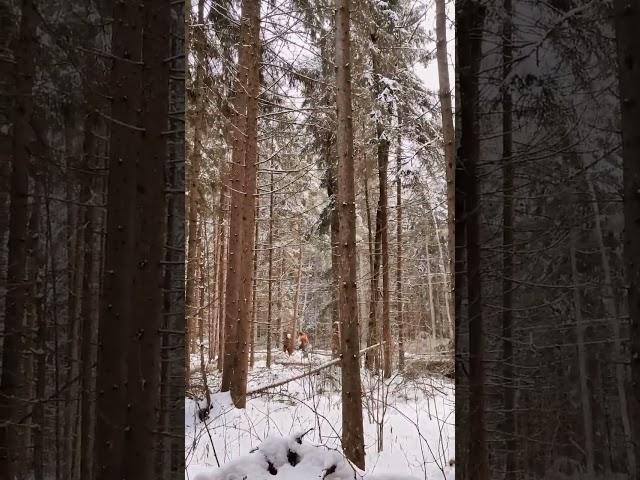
[{"x1": 186, "y1": 350, "x2": 455, "y2": 480}]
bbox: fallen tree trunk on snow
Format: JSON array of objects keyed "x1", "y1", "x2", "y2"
[{"x1": 247, "y1": 342, "x2": 384, "y2": 397}]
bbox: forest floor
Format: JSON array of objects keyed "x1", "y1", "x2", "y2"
[{"x1": 185, "y1": 350, "x2": 455, "y2": 479}]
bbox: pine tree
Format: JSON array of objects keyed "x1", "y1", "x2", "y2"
[{"x1": 335, "y1": 0, "x2": 365, "y2": 467}]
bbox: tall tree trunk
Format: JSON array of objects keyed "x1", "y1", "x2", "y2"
[
  {"x1": 198, "y1": 219, "x2": 212, "y2": 410},
  {"x1": 428, "y1": 206, "x2": 453, "y2": 339},
  {"x1": 425, "y1": 235, "x2": 437, "y2": 340},
  {"x1": 94, "y1": 0, "x2": 144, "y2": 477},
  {"x1": 276, "y1": 253, "x2": 284, "y2": 348},
  {"x1": 220, "y1": 14, "x2": 247, "y2": 392},
  {"x1": 435, "y1": 0, "x2": 455, "y2": 297},
  {"x1": 335, "y1": 0, "x2": 365, "y2": 467},
  {"x1": 0, "y1": 1, "x2": 36, "y2": 476},
  {"x1": 290, "y1": 244, "x2": 304, "y2": 341},
  {"x1": 501, "y1": 1, "x2": 516, "y2": 477},
  {"x1": 161, "y1": 2, "x2": 186, "y2": 474},
  {"x1": 28, "y1": 182, "x2": 44, "y2": 480},
  {"x1": 454, "y1": 58, "x2": 468, "y2": 480},
  {"x1": 208, "y1": 221, "x2": 217, "y2": 363},
  {"x1": 62, "y1": 107, "x2": 83, "y2": 480},
  {"x1": 365, "y1": 169, "x2": 380, "y2": 370},
  {"x1": 266, "y1": 166, "x2": 275, "y2": 367},
  {"x1": 330, "y1": 172, "x2": 341, "y2": 359},
  {"x1": 186, "y1": 0, "x2": 207, "y2": 381},
  {"x1": 318, "y1": 43, "x2": 341, "y2": 359},
  {"x1": 79, "y1": 168, "x2": 98, "y2": 480},
  {"x1": 250, "y1": 198, "x2": 260, "y2": 368},
  {"x1": 396, "y1": 117, "x2": 404, "y2": 371},
  {"x1": 325, "y1": 143, "x2": 341, "y2": 359},
  {"x1": 216, "y1": 185, "x2": 227, "y2": 372},
  {"x1": 614, "y1": 2, "x2": 640, "y2": 476},
  {"x1": 370, "y1": 26, "x2": 392, "y2": 379},
  {"x1": 569, "y1": 233, "x2": 595, "y2": 475},
  {"x1": 223, "y1": 0, "x2": 261, "y2": 408},
  {"x1": 459, "y1": 3, "x2": 488, "y2": 478},
  {"x1": 122, "y1": 3, "x2": 170, "y2": 479},
  {"x1": 585, "y1": 174, "x2": 635, "y2": 473},
  {"x1": 364, "y1": 165, "x2": 374, "y2": 277}
]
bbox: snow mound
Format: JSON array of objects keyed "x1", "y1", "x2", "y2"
[{"x1": 193, "y1": 434, "x2": 353, "y2": 480}]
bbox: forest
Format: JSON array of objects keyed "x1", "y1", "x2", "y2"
[
  {"x1": 1, "y1": 1, "x2": 186, "y2": 479},
  {"x1": 184, "y1": 0, "x2": 455, "y2": 478},
  {"x1": 1, "y1": 0, "x2": 639, "y2": 480},
  {"x1": 456, "y1": 0, "x2": 640, "y2": 479}
]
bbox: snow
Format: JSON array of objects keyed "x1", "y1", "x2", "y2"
[
  {"x1": 186, "y1": 350, "x2": 454, "y2": 480},
  {"x1": 192, "y1": 434, "x2": 353, "y2": 480}
]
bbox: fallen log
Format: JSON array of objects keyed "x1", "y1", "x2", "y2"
[{"x1": 247, "y1": 342, "x2": 384, "y2": 397}]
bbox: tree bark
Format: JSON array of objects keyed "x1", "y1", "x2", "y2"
[
  {"x1": 0, "y1": 1, "x2": 36, "y2": 475},
  {"x1": 569, "y1": 233, "x2": 595, "y2": 475},
  {"x1": 365, "y1": 168, "x2": 382, "y2": 371},
  {"x1": 123, "y1": 2, "x2": 170, "y2": 478},
  {"x1": 425, "y1": 234, "x2": 437, "y2": 340},
  {"x1": 429, "y1": 206, "x2": 453, "y2": 339},
  {"x1": 94, "y1": 0, "x2": 144, "y2": 477},
  {"x1": 78, "y1": 68, "x2": 103, "y2": 480},
  {"x1": 160, "y1": 2, "x2": 186, "y2": 474},
  {"x1": 198, "y1": 219, "x2": 212, "y2": 410},
  {"x1": 266, "y1": 166, "x2": 275, "y2": 367},
  {"x1": 459, "y1": 2, "x2": 488, "y2": 478},
  {"x1": 585, "y1": 174, "x2": 635, "y2": 474},
  {"x1": 208, "y1": 220, "x2": 216, "y2": 363},
  {"x1": 613, "y1": 2, "x2": 640, "y2": 476},
  {"x1": 222, "y1": 0, "x2": 261, "y2": 408},
  {"x1": 335, "y1": 0, "x2": 365, "y2": 467},
  {"x1": 250, "y1": 199, "x2": 260, "y2": 368},
  {"x1": 396, "y1": 115, "x2": 404, "y2": 371},
  {"x1": 216, "y1": 184, "x2": 227, "y2": 372},
  {"x1": 186, "y1": 0, "x2": 207, "y2": 382},
  {"x1": 501, "y1": 1, "x2": 516, "y2": 477},
  {"x1": 371, "y1": 25, "x2": 392, "y2": 379},
  {"x1": 290, "y1": 244, "x2": 304, "y2": 341},
  {"x1": 29, "y1": 183, "x2": 44, "y2": 480},
  {"x1": 435, "y1": 0, "x2": 455, "y2": 296}
]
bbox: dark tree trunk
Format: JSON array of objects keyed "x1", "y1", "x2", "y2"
[
  {"x1": 365, "y1": 169, "x2": 381, "y2": 371},
  {"x1": 216, "y1": 194, "x2": 227, "y2": 372},
  {"x1": 501, "y1": 0, "x2": 516, "y2": 477},
  {"x1": 335, "y1": 0, "x2": 365, "y2": 467},
  {"x1": 94, "y1": 1, "x2": 144, "y2": 477},
  {"x1": 458, "y1": 2, "x2": 488, "y2": 479},
  {"x1": 29, "y1": 183, "x2": 44, "y2": 480},
  {"x1": 0, "y1": 1, "x2": 36, "y2": 476},
  {"x1": 122, "y1": 3, "x2": 170, "y2": 478},
  {"x1": 614, "y1": 1, "x2": 640, "y2": 477}
]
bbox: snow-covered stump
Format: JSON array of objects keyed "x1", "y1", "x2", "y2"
[
  {"x1": 193, "y1": 433, "x2": 353, "y2": 480},
  {"x1": 193, "y1": 433, "x2": 424, "y2": 480}
]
